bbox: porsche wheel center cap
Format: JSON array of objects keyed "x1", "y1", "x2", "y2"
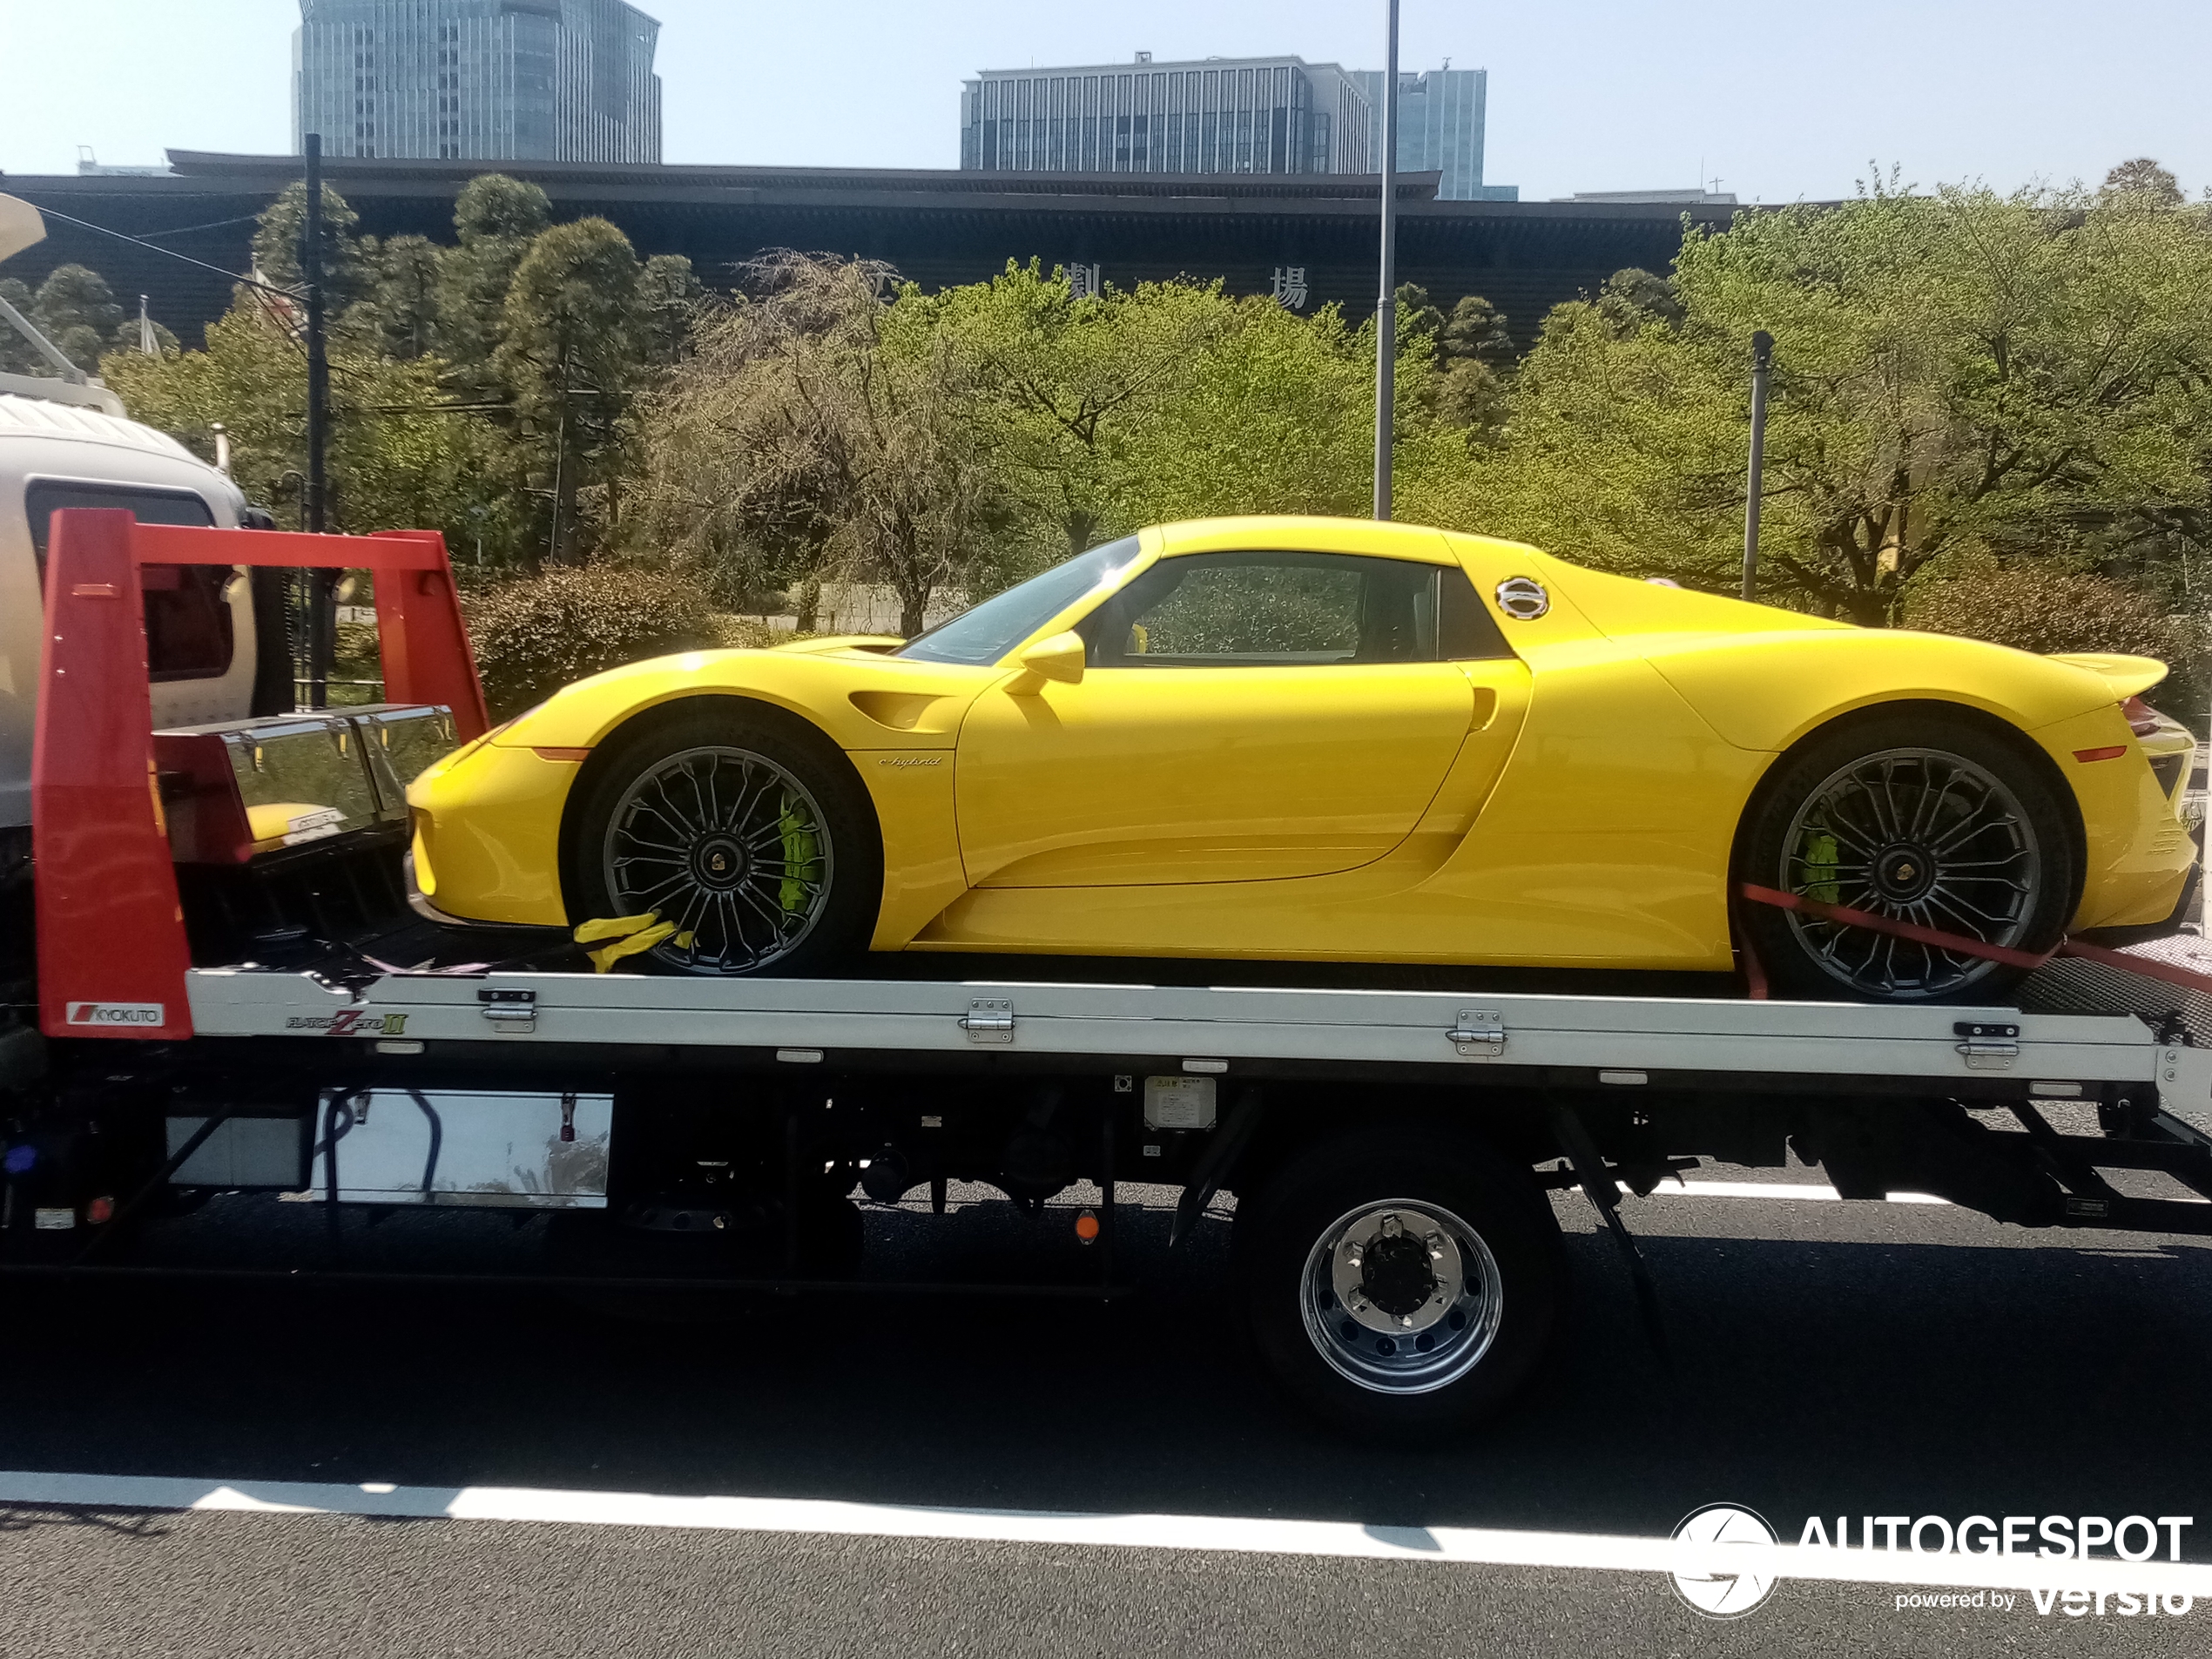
[
  {"x1": 1874, "y1": 844, "x2": 1936, "y2": 902},
  {"x1": 690, "y1": 834, "x2": 749, "y2": 891}
]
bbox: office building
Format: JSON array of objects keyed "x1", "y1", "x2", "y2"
[
  {"x1": 293, "y1": 0, "x2": 663, "y2": 164},
  {"x1": 961, "y1": 55, "x2": 1371, "y2": 177},
  {"x1": 1352, "y1": 67, "x2": 1515, "y2": 201}
]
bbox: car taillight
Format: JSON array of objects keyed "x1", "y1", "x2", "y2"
[{"x1": 2122, "y1": 696, "x2": 2161, "y2": 738}]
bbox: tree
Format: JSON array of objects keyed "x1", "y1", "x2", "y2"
[
  {"x1": 102, "y1": 301, "x2": 523, "y2": 559},
  {"x1": 1440, "y1": 293, "x2": 1515, "y2": 366},
  {"x1": 362, "y1": 233, "x2": 446, "y2": 360},
  {"x1": 921, "y1": 260, "x2": 1227, "y2": 562},
  {"x1": 633, "y1": 253, "x2": 1008, "y2": 634},
  {"x1": 438, "y1": 173, "x2": 552, "y2": 381},
  {"x1": 2102, "y1": 158, "x2": 2184, "y2": 208},
  {"x1": 1591, "y1": 267, "x2": 1683, "y2": 334},
  {"x1": 1447, "y1": 187, "x2": 2212, "y2": 624},
  {"x1": 1117, "y1": 291, "x2": 1441, "y2": 530},
  {"x1": 20, "y1": 265, "x2": 123, "y2": 370},
  {"x1": 638, "y1": 253, "x2": 705, "y2": 365},
  {"x1": 250, "y1": 180, "x2": 368, "y2": 306},
  {"x1": 493, "y1": 217, "x2": 645, "y2": 564}
]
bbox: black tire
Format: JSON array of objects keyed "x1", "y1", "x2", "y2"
[
  {"x1": 1234, "y1": 1130, "x2": 1563, "y2": 1435},
  {"x1": 1737, "y1": 711, "x2": 2078, "y2": 1003},
  {"x1": 565, "y1": 702, "x2": 881, "y2": 976}
]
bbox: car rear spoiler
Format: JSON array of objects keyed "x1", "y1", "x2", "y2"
[{"x1": 2046, "y1": 651, "x2": 2169, "y2": 703}]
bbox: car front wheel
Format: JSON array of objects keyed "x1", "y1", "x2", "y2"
[{"x1": 565, "y1": 705, "x2": 881, "y2": 975}]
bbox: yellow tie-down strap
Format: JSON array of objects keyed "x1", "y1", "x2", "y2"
[{"x1": 573, "y1": 911, "x2": 691, "y2": 973}]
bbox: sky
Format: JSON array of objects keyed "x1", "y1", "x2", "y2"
[{"x1": 0, "y1": 0, "x2": 2205, "y2": 202}]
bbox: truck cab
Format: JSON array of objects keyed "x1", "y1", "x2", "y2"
[{"x1": 0, "y1": 389, "x2": 276, "y2": 836}]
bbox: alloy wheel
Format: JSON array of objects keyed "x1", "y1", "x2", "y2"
[
  {"x1": 601, "y1": 745, "x2": 833, "y2": 973},
  {"x1": 1778, "y1": 745, "x2": 2040, "y2": 998}
]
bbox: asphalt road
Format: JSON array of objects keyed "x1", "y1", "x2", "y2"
[{"x1": 3, "y1": 1161, "x2": 2211, "y2": 1657}]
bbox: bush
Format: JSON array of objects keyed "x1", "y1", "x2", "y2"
[
  {"x1": 465, "y1": 564, "x2": 716, "y2": 718},
  {"x1": 1904, "y1": 564, "x2": 2205, "y2": 722}
]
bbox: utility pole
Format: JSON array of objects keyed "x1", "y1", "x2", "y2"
[
  {"x1": 1372, "y1": 0, "x2": 1400, "y2": 521},
  {"x1": 1741, "y1": 329, "x2": 1773, "y2": 603},
  {"x1": 301, "y1": 134, "x2": 332, "y2": 706}
]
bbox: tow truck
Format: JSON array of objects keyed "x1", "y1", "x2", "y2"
[{"x1": 7, "y1": 504, "x2": 2212, "y2": 1433}]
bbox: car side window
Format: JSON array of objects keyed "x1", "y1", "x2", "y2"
[
  {"x1": 24, "y1": 481, "x2": 232, "y2": 682},
  {"x1": 1080, "y1": 551, "x2": 1513, "y2": 667}
]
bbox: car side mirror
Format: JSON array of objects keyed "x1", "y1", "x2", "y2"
[{"x1": 1010, "y1": 631, "x2": 1086, "y2": 691}]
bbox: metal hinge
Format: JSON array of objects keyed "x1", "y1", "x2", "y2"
[
  {"x1": 1954, "y1": 1020, "x2": 2019, "y2": 1070},
  {"x1": 1447, "y1": 1009, "x2": 1507, "y2": 1058},
  {"x1": 959, "y1": 998, "x2": 1015, "y2": 1044},
  {"x1": 479, "y1": 987, "x2": 537, "y2": 1033}
]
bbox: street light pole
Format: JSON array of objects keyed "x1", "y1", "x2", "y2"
[
  {"x1": 1372, "y1": 0, "x2": 1400, "y2": 522},
  {"x1": 1741, "y1": 328, "x2": 1773, "y2": 603}
]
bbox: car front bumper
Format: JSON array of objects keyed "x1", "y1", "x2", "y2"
[{"x1": 406, "y1": 738, "x2": 581, "y2": 928}]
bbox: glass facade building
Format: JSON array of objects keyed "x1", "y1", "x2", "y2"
[
  {"x1": 293, "y1": 0, "x2": 662, "y2": 163},
  {"x1": 1351, "y1": 67, "x2": 1515, "y2": 201},
  {"x1": 960, "y1": 56, "x2": 1371, "y2": 177}
]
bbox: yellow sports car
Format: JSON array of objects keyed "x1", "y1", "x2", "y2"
[{"x1": 408, "y1": 516, "x2": 2197, "y2": 1002}]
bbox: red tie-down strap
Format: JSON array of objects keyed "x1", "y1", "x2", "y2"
[{"x1": 1738, "y1": 882, "x2": 2212, "y2": 1001}]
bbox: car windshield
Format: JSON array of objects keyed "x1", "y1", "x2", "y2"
[{"x1": 895, "y1": 537, "x2": 1143, "y2": 665}]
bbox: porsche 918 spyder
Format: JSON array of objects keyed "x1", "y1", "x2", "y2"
[{"x1": 407, "y1": 516, "x2": 2198, "y2": 1002}]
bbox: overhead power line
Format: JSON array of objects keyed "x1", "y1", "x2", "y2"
[{"x1": 12, "y1": 199, "x2": 297, "y2": 298}]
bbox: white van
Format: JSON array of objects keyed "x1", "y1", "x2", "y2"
[{"x1": 0, "y1": 390, "x2": 275, "y2": 833}]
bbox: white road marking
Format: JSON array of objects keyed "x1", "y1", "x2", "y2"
[{"x1": 0, "y1": 1470, "x2": 2206, "y2": 1595}]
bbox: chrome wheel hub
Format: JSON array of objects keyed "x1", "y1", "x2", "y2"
[
  {"x1": 603, "y1": 745, "x2": 832, "y2": 974},
  {"x1": 1301, "y1": 1199, "x2": 1504, "y2": 1394},
  {"x1": 1781, "y1": 746, "x2": 2040, "y2": 999}
]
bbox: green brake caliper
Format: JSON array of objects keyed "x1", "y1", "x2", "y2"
[
  {"x1": 779, "y1": 792, "x2": 822, "y2": 915},
  {"x1": 1800, "y1": 829, "x2": 1841, "y2": 905}
]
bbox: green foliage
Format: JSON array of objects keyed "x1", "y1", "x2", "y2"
[
  {"x1": 917, "y1": 260, "x2": 1231, "y2": 561},
  {"x1": 494, "y1": 217, "x2": 648, "y2": 564},
  {"x1": 102, "y1": 305, "x2": 522, "y2": 556},
  {"x1": 2103, "y1": 158, "x2": 2184, "y2": 208},
  {"x1": 463, "y1": 563, "x2": 716, "y2": 717},
  {"x1": 1451, "y1": 185, "x2": 2212, "y2": 624},
  {"x1": 251, "y1": 181, "x2": 368, "y2": 306},
  {"x1": 361, "y1": 234, "x2": 445, "y2": 360},
  {"x1": 1440, "y1": 294, "x2": 1514, "y2": 366},
  {"x1": 638, "y1": 253, "x2": 705, "y2": 365},
  {"x1": 0, "y1": 264, "x2": 163, "y2": 372},
  {"x1": 439, "y1": 174, "x2": 554, "y2": 381}
]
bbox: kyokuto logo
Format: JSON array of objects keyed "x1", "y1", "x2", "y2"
[{"x1": 64, "y1": 1002, "x2": 165, "y2": 1027}]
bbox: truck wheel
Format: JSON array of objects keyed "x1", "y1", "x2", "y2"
[
  {"x1": 567, "y1": 705, "x2": 881, "y2": 976},
  {"x1": 1235, "y1": 1132, "x2": 1562, "y2": 1434},
  {"x1": 1737, "y1": 713, "x2": 2077, "y2": 1002}
]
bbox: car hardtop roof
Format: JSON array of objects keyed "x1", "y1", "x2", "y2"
[{"x1": 1149, "y1": 514, "x2": 1496, "y2": 563}]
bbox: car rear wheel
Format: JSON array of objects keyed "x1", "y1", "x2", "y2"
[
  {"x1": 1737, "y1": 714, "x2": 2078, "y2": 1002},
  {"x1": 1234, "y1": 1130, "x2": 1563, "y2": 1434},
  {"x1": 566, "y1": 705, "x2": 880, "y2": 976}
]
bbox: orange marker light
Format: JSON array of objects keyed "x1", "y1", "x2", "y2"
[
  {"x1": 2073, "y1": 745, "x2": 2129, "y2": 763},
  {"x1": 1074, "y1": 1210, "x2": 1101, "y2": 1243},
  {"x1": 532, "y1": 747, "x2": 592, "y2": 763}
]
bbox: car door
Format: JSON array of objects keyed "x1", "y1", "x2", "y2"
[{"x1": 954, "y1": 549, "x2": 1491, "y2": 888}]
